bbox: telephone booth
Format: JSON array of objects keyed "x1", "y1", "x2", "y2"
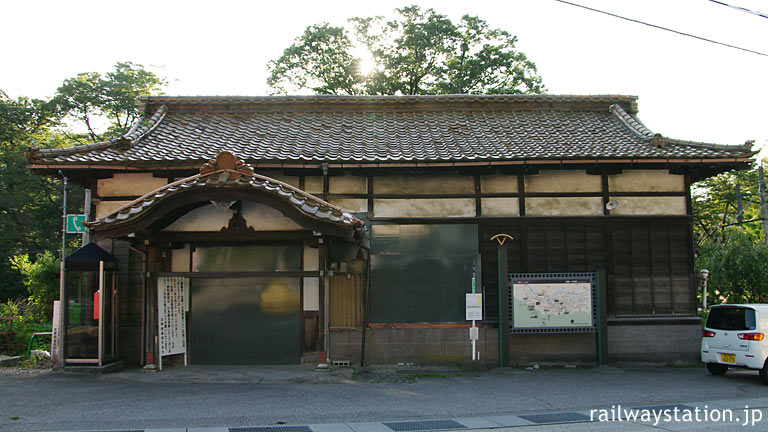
[{"x1": 63, "y1": 243, "x2": 119, "y2": 366}]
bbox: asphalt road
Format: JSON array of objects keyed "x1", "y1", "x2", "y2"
[{"x1": 2, "y1": 365, "x2": 768, "y2": 431}]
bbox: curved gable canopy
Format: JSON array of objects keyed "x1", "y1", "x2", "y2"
[{"x1": 85, "y1": 152, "x2": 364, "y2": 239}]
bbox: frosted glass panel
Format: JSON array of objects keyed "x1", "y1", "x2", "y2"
[{"x1": 192, "y1": 245, "x2": 301, "y2": 272}]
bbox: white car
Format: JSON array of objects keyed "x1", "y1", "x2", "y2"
[{"x1": 701, "y1": 304, "x2": 768, "y2": 384}]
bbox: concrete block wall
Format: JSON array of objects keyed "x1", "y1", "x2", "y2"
[
  {"x1": 607, "y1": 322, "x2": 701, "y2": 362},
  {"x1": 509, "y1": 333, "x2": 596, "y2": 366},
  {"x1": 331, "y1": 322, "x2": 701, "y2": 366},
  {"x1": 330, "y1": 327, "x2": 499, "y2": 366}
]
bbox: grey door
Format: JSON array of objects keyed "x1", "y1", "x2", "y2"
[{"x1": 189, "y1": 277, "x2": 301, "y2": 364}]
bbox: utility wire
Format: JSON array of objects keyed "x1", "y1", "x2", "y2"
[
  {"x1": 708, "y1": 0, "x2": 768, "y2": 20},
  {"x1": 553, "y1": 0, "x2": 768, "y2": 57}
]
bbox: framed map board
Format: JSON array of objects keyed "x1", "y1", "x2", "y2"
[{"x1": 508, "y1": 273, "x2": 597, "y2": 334}]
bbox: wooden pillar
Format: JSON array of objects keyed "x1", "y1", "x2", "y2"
[{"x1": 498, "y1": 243, "x2": 509, "y2": 367}]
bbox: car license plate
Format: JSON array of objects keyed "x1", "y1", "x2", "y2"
[{"x1": 720, "y1": 353, "x2": 735, "y2": 363}]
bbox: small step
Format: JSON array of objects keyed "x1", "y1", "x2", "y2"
[{"x1": 301, "y1": 352, "x2": 319, "y2": 364}]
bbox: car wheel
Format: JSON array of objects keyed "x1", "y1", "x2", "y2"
[
  {"x1": 706, "y1": 363, "x2": 728, "y2": 376},
  {"x1": 760, "y1": 361, "x2": 768, "y2": 385}
]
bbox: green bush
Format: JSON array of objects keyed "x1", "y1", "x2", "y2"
[
  {"x1": 0, "y1": 299, "x2": 51, "y2": 356},
  {"x1": 9, "y1": 251, "x2": 59, "y2": 322}
]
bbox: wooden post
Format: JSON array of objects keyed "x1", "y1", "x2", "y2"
[
  {"x1": 497, "y1": 244, "x2": 509, "y2": 367},
  {"x1": 760, "y1": 165, "x2": 767, "y2": 243},
  {"x1": 736, "y1": 182, "x2": 744, "y2": 227},
  {"x1": 596, "y1": 270, "x2": 608, "y2": 366}
]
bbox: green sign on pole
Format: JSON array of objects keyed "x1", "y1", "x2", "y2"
[{"x1": 66, "y1": 214, "x2": 87, "y2": 234}]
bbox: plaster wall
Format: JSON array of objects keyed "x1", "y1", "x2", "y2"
[
  {"x1": 330, "y1": 175, "x2": 367, "y2": 194},
  {"x1": 609, "y1": 170, "x2": 685, "y2": 192},
  {"x1": 303, "y1": 246, "x2": 319, "y2": 271},
  {"x1": 525, "y1": 197, "x2": 604, "y2": 216},
  {"x1": 609, "y1": 196, "x2": 687, "y2": 216},
  {"x1": 97, "y1": 173, "x2": 168, "y2": 197},
  {"x1": 374, "y1": 198, "x2": 476, "y2": 218},
  {"x1": 481, "y1": 198, "x2": 520, "y2": 216},
  {"x1": 171, "y1": 245, "x2": 191, "y2": 272},
  {"x1": 525, "y1": 170, "x2": 601, "y2": 193},
  {"x1": 374, "y1": 175, "x2": 474, "y2": 194},
  {"x1": 303, "y1": 277, "x2": 320, "y2": 311},
  {"x1": 95, "y1": 200, "x2": 132, "y2": 218},
  {"x1": 305, "y1": 176, "x2": 324, "y2": 194},
  {"x1": 162, "y1": 201, "x2": 303, "y2": 231},
  {"x1": 329, "y1": 198, "x2": 367, "y2": 213},
  {"x1": 481, "y1": 174, "x2": 518, "y2": 193}
]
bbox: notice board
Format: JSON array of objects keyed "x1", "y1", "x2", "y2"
[{"x1": 158, "y1": 277, "x2": 189, "y2": 357}]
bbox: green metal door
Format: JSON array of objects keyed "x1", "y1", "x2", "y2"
[{"x1": 188, "y1": 277, "x2": 301, "y2": 364}]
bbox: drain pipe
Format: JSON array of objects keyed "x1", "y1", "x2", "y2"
[{"x1": 360, "y1": 244, "x2": 371, "y2": 366}]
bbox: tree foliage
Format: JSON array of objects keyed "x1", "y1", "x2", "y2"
[
  {"x1": 0, "y1": 62, "x2": 165, "y2": 303},
  {"x1": 693, "y1": 164, "x2": 768, "y2": 305},
  {"x1": 697, "y1": 228, "x2": 768, "y2": 304},
  {"x1": 268, "y1": 5, "x2": 544, "y2": 95},
  {"x1": 692, "y1": 166, "x2": 761, "y2": 246},
  {"x1": 0, "y1": 91, "x2": 64, "y2": 300},
  {"x1": 9, "y1": 251, "x2": 59, "y2": 321},
  {"x1": 53, "y1": 61, "x2": 166, "y2": 142}
]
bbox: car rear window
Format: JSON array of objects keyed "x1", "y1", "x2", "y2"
[{"x1": 706, "y1": 307, "x2": 757, "y2": 330}]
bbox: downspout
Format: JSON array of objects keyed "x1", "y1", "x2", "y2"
[{"x1": 358, "y1": 231, "x2": 371, "y2": 366}]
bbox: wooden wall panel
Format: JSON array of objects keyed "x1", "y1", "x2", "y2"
[{"x1": 329, "y1": 274, "x2": 364, "y2": 328}]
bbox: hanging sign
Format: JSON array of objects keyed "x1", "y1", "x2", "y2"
[
  {"x1": 157, "y1": 277, "x2": 188, "y2": 358},
  {"x1": 66, "y1": 214, "x2": 87, "y2": 233}
]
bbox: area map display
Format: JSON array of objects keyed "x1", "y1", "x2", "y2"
[{"x1": 512, "y1": 280, "x2": 592, "y2": 328}]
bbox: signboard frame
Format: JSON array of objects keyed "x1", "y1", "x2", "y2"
[
  {"x1": 508, "y1": 272, "x2": 597, "y2": 334},
  {"x1": 66, "y1": 214, "x2": 87, "y2": 234}
]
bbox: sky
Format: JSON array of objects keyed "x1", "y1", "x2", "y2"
[{"x1": 3, "y1": 0, "x2": 767, "y2": 159}]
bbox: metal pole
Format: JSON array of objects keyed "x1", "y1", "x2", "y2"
[
  {"x1": 760, "y1": 165, "x2": 767, "y2": 243},
  {"x1": 471, "y1": 261, "x2": 476, "y2": 361},
  {"x1": 736, "y1": 182, "x2": 744, "y2": 227},
  {"x1": 83, "y1": 188, "x2": 91, "y2": 245},
  {"x1": 701, "y1": 269, "x2": 710, "y2": 310},
  {"x1": 58, "y1": 171, "x2": 67, "y2": 366}
]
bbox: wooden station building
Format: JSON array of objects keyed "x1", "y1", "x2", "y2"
[{"x1": 27, "y1": 95, "x2": 753, "y2": 367}]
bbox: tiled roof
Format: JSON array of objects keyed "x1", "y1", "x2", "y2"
[
  {"x1": 85, "y1": 163, "x2": 363, "y2": 235},
  {"x1": 27, "y1": 95, "x2": 754, "y2": 166}
]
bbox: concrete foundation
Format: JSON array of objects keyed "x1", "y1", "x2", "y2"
[
  {"x1": 509, "y1": 333, "x2": 596, "y2": 366},
  {"x1": 607, "y1": 319, "x2": 701, "y2": 362},
  {"x1": 330, "y1": 327, "x2": 499, "y2": 366},
  {"x1": 330, "y1": 319, "x2": 701, "y2": 366}
]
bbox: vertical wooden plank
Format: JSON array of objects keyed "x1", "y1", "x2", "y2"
[
  {"x1": 498, "y1": 245, "x2": 509, "y2": 367},
  {"x1": 518, "y1": 175, "x2": 526, "y2": 216},
  {"x1": 474, "y1": 175, "x2": 482, "y2": 217}
]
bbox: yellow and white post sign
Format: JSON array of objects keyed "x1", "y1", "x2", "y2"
[{"x1": 466, "y1": 293, "x2": 483, "y2": 321}]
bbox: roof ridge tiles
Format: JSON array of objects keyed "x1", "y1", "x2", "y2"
[{"x1": 26, "y1": 105, "x2": 168, "y2": 162}]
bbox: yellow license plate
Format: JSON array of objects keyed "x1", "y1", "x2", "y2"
[{"x1": 720, "y1": 353, "x2": 735, "y2": 363}]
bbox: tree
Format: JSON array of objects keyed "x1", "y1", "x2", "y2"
[
  {"x1": 697, "y1": 228, "x2": 768, "y2": 304},
  {"x1": 0, "y1": 62, "x2": 166, "y2": 302},
  {"x1": 268, "y1": 5, "x2": 544, "y2": 95},
  {"x1": 9, "y1": 251, "x2": 59, "y2": 321},
  {"x1": 692, "y1": 166, "x2": 761, "y2": 246},
  {"x1": 53, "y1": 61, "x2": 166, "y2": 142},
  {"x1": 0, "y1": 91, "x2": 64, "y2": 300}
]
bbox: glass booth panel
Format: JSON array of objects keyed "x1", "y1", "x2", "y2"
[
  {"x1": 64, "y1": 271, "x2": 99, "y2": 360},
  {"x1": 64, "y1": 269, "x2": 118, "y2": 363}
]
